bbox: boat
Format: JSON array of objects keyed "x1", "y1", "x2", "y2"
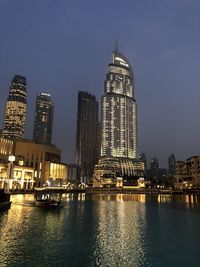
[
  {"x1": 0, "y1": 189, "x2": 12, "y2": 211},
  {"x1": 34, "y1": 187, "x2": 63, "y2": 208}
]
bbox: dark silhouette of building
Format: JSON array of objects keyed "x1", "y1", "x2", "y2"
[
  {"x1": 168, "y1": 153, "x2": 176, "y2": 176},
  {"x1": 168, "y1": 153, "x2": 176, "y2": 187},
  {"x1": 33, "y1": 93, "x2": 54, "y2": 144},
  {"x1": 147, "y1": 157, "x2": 168, "y2": 187},
  {"x1": 140, "y1": 153, "x2": 147, "y2": 171},
  {"x1": 75, "y1": 91, "x2": 99, "y2": 183},
  {"x1": 150, "y1": 157, "x2": 159, "y2": 178},
  {"x1": 2, "y1": 75, "x2": 27, "y2": 140}
]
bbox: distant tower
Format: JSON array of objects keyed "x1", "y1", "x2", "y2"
[
  {"x1": 140, "y1": 153, "x2": 147, "y2": 171},
  {"x1": 101, "y1": 49, "x2": 137, "y2": 158},
  {"x1": 150, "y1": 157, "x2": 159, "y2": 178},
  {"x1": 150, "y1": 157, "x2": 159, "y2": 170},
  {"x1": 2, "y1": 75, "x2": 27, "y2": 140},
  {"x1": 75, "y1": 91, "x2": 99, "y2": 182},
  {"x1": 168, "y1": 154, "x2": 176, "y2": 176},
  {"x1": 33, "y1": 93, "x2": 54, "y2": 144}
]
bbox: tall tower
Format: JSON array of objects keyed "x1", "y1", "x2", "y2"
[
  {"x1": 75, "y1": 91, "x2": 99, "y2": 182},
  {"x1": 101, "y1": 49, "x2": 137, "y2": 159},
  {"x1": 33, "y1": 92, "x2": 54, "y2": 144},
  {"x1": 168, "y1": 153, "x2": 176, "y2": 176},
  {"x1": 2, "y1": 75, "x2": 27, "y2": 140}
]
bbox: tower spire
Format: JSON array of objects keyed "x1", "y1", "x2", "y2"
[{"x1": 114, "y1": 39, "x2": 119, "y2": 52}]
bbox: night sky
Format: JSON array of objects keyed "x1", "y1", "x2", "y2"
[{"x1": 0, "y1": 0, "x2": 199, "y2": 168}]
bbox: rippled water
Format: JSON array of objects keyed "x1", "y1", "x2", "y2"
[{"x1": 0, "y1": 193, "x2": 200, "y2": 267}]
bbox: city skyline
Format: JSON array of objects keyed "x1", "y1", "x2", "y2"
[{"x1": 0, "y1": 1, "x2": 199, "y2": 167}]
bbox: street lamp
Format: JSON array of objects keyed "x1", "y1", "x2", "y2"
[{"x1": 7, "y1": 155, "x2": 15, "y2": 192}]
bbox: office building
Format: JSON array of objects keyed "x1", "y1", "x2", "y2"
[
  {"x1": 75, "y1": 91, "x2": 99, "y2": 182},
  {"x1": 2, "y1": 75, "x2": 27, "y2": 140},
  {"x1": 33, "y1": 92, "x2": 54, "y2": 144}
]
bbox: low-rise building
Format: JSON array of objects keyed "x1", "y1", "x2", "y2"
[
  {"x1": 93, "y1": 156, "x2": 145, "y2": 188},
  {"x1": 174, "y1": 156, "x2": 200, "y2": 189},
  {"x1": 0, "y1": 162, "x2": 34, "y2": 190},
  {"x1": 14, "y1": 139, "x2": 67, "y2": 186},
  {"x1": 0, "y1": 138, "x2": 68, "y2": 188}
]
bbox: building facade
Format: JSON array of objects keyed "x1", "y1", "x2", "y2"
[
  {"x1": 0, "y1": 162, "x2": 34, "y2": 190},
  {"x1": 75, "y1": 91, "x2": 99, "y2": 182},
  {"x1": 0, "y1": 138, "x2": 14, "y2": 162},
  {"x1": 2, "y1": 75, "x2": 27, "y2": 140},
  {"x1": 14, "y1": 139, "x2": 67, "y2": 187},
  {"x1": 93, "y1": 157, "x2": 144, "y2": 188},
  {"x1": 94, "y1": 49, "x2": 138, "y2": 187},
  {"x1": 33, "y1": 92, "x2": 54, "y2": 144},
  {"x1": 101, "y1": 49, "x2": 137, "y2": 159},
  {"x1": 174, "y1": 156, "x2": 200, "y2": 189}
]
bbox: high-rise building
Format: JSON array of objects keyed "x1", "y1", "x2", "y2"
[
  {"x1": 168, "y1": 153, "x2": 176, "y2": 176},
  {"x1": 2, "y1": 75, "x2": 27, "y2": 140},
  {"x1": 93, "y1": 48, "x2": 139, "y2": 186},
  {"x1": 33, "y1": 93, "x2": 54, "y2": 144},
  {"x1": 75, "y1": 91, "x2": 99, "y2": 182},
  {"x1": 101, "y1": 49, "x2": 137, "y2": 159}
]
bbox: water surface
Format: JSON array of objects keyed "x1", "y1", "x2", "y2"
[{"x1": 0, "y1": 193, "x2": 200, "y2": 267}]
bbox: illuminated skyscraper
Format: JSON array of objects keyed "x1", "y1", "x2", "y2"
[
  {"x1": 101, "y1": 49, "x2": 137, "y2": 159},
  {"x1": 33, "y1": 93, "x2": 54, "y2": 144},
  {"x1": 2, "y1": 75, "x2": 27, "y2": 140},
  {"x1": 75, "y1": 91, "x2": 99, "y2": 182}
]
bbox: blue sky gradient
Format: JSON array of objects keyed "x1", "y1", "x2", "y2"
[{"x1": 0, "y1": 0, "x2": 199, "y2": 167}]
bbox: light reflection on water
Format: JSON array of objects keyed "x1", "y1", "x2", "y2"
[
  {"x1": 93, "y1": 200, "x2": 149, "y2": 267},
  {"x1": 0, "y1": 194, "x2": 200, "y2": 266}
]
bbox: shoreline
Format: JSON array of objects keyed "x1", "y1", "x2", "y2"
[{"x1": 8, "y1": 188, "x2": 200, "y2": 195}]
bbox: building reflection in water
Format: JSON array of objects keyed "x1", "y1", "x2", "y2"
[
  {"x1": 0, "y1": 195, "x2": 33, "y2": 265},
  {"x1": 92, "y1": 196, "x2": 150, "y2": 267},
  {"x1": 0, "y1": 193, "x2": 200, "y2": 266},
  {"x1": 0, "y1": 194, "x2": 67, "y2": 266}
]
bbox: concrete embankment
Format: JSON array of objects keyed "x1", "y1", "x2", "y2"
[
  {"x1": 9, "y1": 188, "x2": 200, "y2": 195},
  {"x1": 86, "y1": 188, "x2": 200, "y2": 195}
]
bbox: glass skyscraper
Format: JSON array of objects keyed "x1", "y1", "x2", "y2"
[
  {"x1": 2, "y1": 75, "x2": 27, "y2": 140},
  {"x1": 75, "y1": 91, "x2": 99, "y2": 182},
  {"x1": 101, "y1": 49, "x2": 137, "y2": 159},
  {"x1": 33, "y1": 93, "x2": 54, "y2": 144},
  {"x1": 93, "y1": 49, "x2": 141, "y2": 186}
]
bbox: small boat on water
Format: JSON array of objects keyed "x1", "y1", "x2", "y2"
[
  {"x1": 34, "y1": 187, "x2": 63, "y2": 208},
  {"x1": 0, "y1": 189, "x2": 12, "y2": 211}
]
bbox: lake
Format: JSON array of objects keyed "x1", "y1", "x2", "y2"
[{"x1": 0, "y1": 193, "x2": 200, "y2": 267}]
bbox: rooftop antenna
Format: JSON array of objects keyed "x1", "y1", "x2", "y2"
[{"x1": 115, "y1": 39, "x2": 119, "y2": 52}]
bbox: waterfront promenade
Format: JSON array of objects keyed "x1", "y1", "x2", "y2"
[{"x1": 8, "y1": 187, "x2": 200, "y2": 195}]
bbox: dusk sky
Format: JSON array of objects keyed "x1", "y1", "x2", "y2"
[{"x1": 0, "y1": 0, "x2": 199, "y2": 168}]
